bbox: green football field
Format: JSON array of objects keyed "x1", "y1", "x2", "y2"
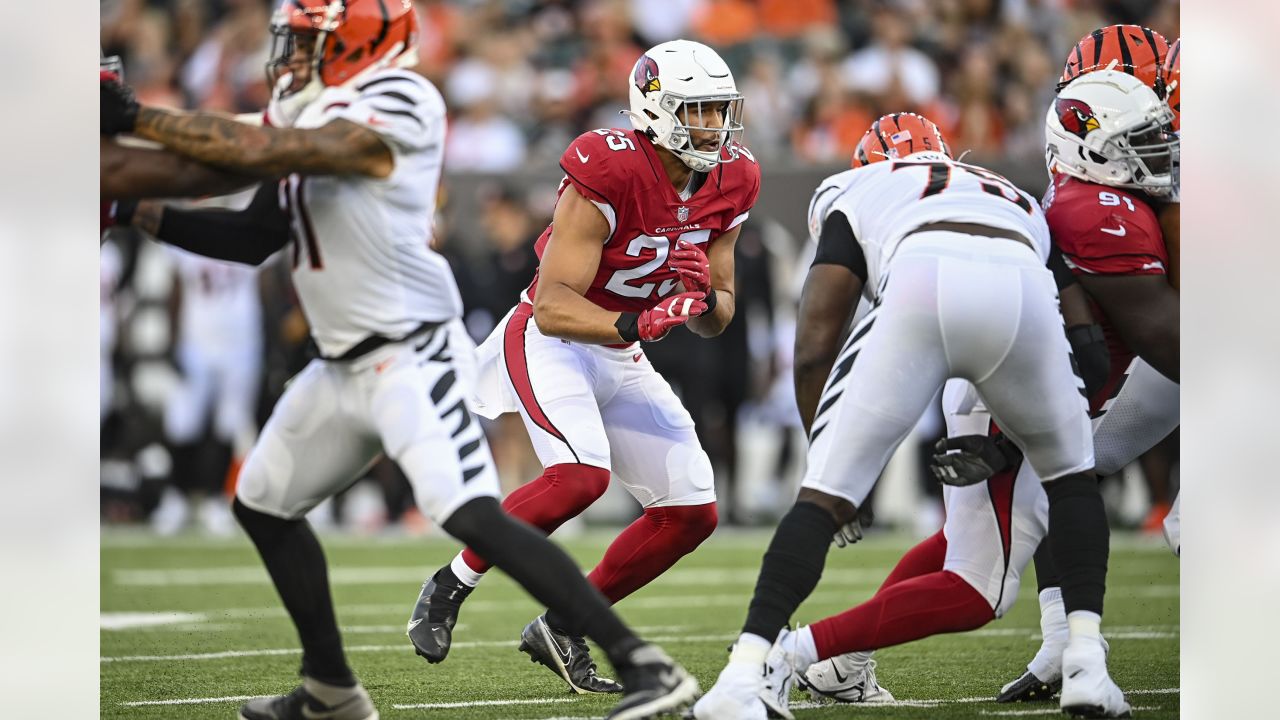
[{"x1": 101, "y1": 528, "x2": 1179, "y2": 719}]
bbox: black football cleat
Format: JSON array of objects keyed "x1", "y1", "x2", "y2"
[
  {"x1": 606, "y1": 643, "x2": 700, "y2": 720},
  {"x1": 518, "y1": 614, "x2": 624, "y2": 694},
  {"x1": 238, "y1": 678, "x2": 377, "y2": 720},
  {"x1": 406, "y1": 567, "x2": 473, "y2": 663},
  {"x1": 996, "y1": 669, "x2": 1062, "y2": 703}
]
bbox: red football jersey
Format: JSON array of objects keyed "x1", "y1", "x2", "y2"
[
  {"x1": 1043, "y1": 173, "x2": 1169, "y2": 411},
  {"x1": 525, "y1": 128, "x2": 761, "y2": 314}
]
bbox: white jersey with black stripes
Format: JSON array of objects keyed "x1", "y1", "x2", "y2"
[
  {"x1": 284, "y1": 68, "x2": 461, "y2": 358},
  {"x1": 807, "y1": 152, "x2": 1051, "y2": 302}
]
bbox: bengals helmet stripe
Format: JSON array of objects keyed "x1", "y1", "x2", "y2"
[
  {"x1": 1162, "y1": 38, "x2": 1181, "y2": 130},
  {"x1": 1059, "y1": 25, "x2": 1169, "y2": 94},
  {"x1": 851, "y1": 112, "x2": 950, "y2": 169}
]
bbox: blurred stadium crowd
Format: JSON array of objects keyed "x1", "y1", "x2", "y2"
[{"x1": 99, "y1": 0, "x2": 1179, "y2": 534}]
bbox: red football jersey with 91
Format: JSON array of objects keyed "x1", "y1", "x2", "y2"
[
  {"x1": 525, "y1": 128, "x2": 761, "y2": 314},
  {"x1": 1043, "y1": 173, "x2": 1169, "y2": 410}
]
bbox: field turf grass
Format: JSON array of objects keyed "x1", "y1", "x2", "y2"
[{"x1": 102, "y1": 528, "x2": 1178, "y2": 719}]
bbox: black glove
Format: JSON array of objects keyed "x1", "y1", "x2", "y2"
[
  {"x1": 929, "y1": 434, "x2": 1024, "y2": 487},
  {"x1": 101, "y1": 78, "x2": 140, "y2": 135}
]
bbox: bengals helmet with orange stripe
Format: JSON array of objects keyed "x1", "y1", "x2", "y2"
[
  {"x1": 1058, "y1": 25, "x2": 1169, "y2": 94},
  {"x1": 267, "y1": 1, "x2": 419, "y2": 107},
  {"x1": 850, "y1": 113, "x2": 951, "y2": 169},
  {"x1": 1161, "y1": 38, "x2": 1180, "y2": 130}
]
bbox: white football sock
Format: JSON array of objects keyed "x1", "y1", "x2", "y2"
[
  {"x1": 450, "y1": 552, "x2": 485, "y2": 588},
  {"x1": 730, "y1": 632, "x2": 771, "y2": 665},
  {"x1": 782, "y1": 626, "x2": 820, "y2": 675},
  {"x1": 1067, "y1": 610, "x2": 1103, "y2": 643},
  {"x1": 1027, "y1": 587, "x2": 1068, "y2": 680}
]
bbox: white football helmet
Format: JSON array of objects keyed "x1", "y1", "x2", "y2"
[
  {"x1": 625, "y1": 39, "x2": 744, "y2": 173},
  {"x1": 1046, "y1": 69, "x2": 1179, "y2": 197}
]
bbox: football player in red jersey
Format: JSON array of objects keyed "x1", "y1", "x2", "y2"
[{"x1": 408, "y1": 39, "x2": 759, "y2": 694}]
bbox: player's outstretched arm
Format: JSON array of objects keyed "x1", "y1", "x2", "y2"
[
  {"x1": 101, "y1": 136, "x2": 253, "y2": 200},
  {"x1": 1079, "y1": 274, "x2": 1179, "y2": 382},
  {"x1": 131, "y1": 108, "x2": 394, "y2": 179},
  {"x1": 793, "y1": 264, "x2": 862, "y2": 434},
  {"x1": 685, "y1": 226, "x2": 739, "y2": 338},
  {"x1": 101, "y1": 75, "x2": 393, "y2": 178},
  {"x1": 127, "y1": 182, "x2": 291, "y2": 267}
]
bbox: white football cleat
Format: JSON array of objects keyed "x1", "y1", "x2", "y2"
[
  {"x1": 693, "y1": 660, "x2": 769, "y2": 720},
  {"x1": 759, "y1": 630, "x2": 797, "y2": 719},
  {"x1": 1059, "y1": 637, "x2": 1131, "y2": 718},
  {"x1": 799, "y1": 653, "x2": 894, "y2": 704}
]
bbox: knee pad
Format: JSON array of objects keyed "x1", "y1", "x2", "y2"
[{"x1": 546, "y1": 463, "x2": 611, "y2": 511}]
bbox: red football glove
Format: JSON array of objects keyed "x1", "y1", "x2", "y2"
[
  {"x1": 668, "y1": 240, "x2": 712, "y2": 296},
  {"x1": 637, "y1": 291, "x2": 707, "y2": 342}
]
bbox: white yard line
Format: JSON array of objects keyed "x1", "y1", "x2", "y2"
[
  {"x1": 393, "y1": 698, "x2": 579, "y2": 710},
  {"x1": 121, "y1": 695, "x2": 262, "y2": 707},
  {"x1": 118, "y1": 688, "x2": 1179, "y2": 713},
  {"x1": 100, "y1": 611, "x2": 206, "y2": 630}
]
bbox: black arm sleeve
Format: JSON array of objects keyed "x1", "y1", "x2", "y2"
[
  {"x1": 1047, "y1": 242, "x2": 1077, "y2": 291},
  {"x1": 811, "y1": 210, "x2": 868, "y2": 285},
  {"x1": 1067, "y1": 323, "x2": 1110, "y2": 398},
  {"x1": 154, "y1": 181, "x2": 290, "y2": 266}
]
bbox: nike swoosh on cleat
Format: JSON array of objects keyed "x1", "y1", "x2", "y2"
[
  {"x1": 1068, "y1": 669, "x2": 1084, "y2": 679},
  {"x1": 832, "y1": 667, "x2": 848, "y2": 684},
  {"x1": 407, "y1": 618, "x2": 423, "y2": 632}
]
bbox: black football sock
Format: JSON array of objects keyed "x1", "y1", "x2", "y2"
[
  {"x1": 426, "y1": 565, "x2": 472, "y2": 623},
  {"x1": 1032, "y1": 537, "x2": 1062, "y2": 593},
  {"x1": 442, "y1": 497, "x2": 643, "y2": 670},
  {"x1": 742, "y1": 501, "x2": 839, "y2": 640},
  {"x1": 233, "y1": 499, "x2": 355, "y2": 687},
  {"x1": 1043, "y1": 472, "x2": 1109, "y2": 616}
]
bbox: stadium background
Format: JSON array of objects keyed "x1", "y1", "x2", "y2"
[{"x1": 98, "y1": 0, "x2": 1180, "y2": 537}]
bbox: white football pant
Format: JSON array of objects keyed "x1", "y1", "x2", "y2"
[
  {"x1": 471, "y1": 303, "x2": 714, "y2": 509},
  {"x1": 236, "y1": 323, "x2": 500, "y2": 523}
]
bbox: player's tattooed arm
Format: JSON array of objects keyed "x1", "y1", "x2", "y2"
[
  {"x1": 686, "y1": 226, "x2": 739, "y2": 337},
  {"x1": 1079, "y1": 274, "x2": 1179, "y2": 383},
  {"x1": 793, "y1": 264, "x2": 863, "y2": 435},
  {"x1": 533, "y1": 184, "x2": 635, "y2": 344},
  {"x1": 133, "y1": 108, "x2": 394, "y2": 178},
  {"x1": 102, "y1": 136, "x2": 254, "y2": 200}
]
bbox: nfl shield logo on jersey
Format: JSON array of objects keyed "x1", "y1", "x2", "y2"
[{"x1": 677, "y1": 206, "x2": 690, "y2": 223}]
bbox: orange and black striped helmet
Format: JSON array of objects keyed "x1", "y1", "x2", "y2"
[
  {"x1": 1058, "y1": 25, "x2": 1169, "y2": 95},
  {"x1": 851, "y1": 112, "x2": 951, "y2": 169},
  {"x1": 1161, "y1": 38, "x2": 1180, "y2": 130}
]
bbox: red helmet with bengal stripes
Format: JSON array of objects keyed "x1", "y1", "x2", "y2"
[
  {"x1": 850, "y1": 112, "x2": 951, "y2": 169},
  {"x1": 1058, "y1": 25, "x2": 1169, "y2": 94}
]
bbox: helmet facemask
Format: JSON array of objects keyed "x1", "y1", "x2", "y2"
[
  {"x1": 265, "y1": 9, "x2": 329, "y2": 127},
  {"x1": 658, "y1": 93, "x2": 744, "y2": 173}
]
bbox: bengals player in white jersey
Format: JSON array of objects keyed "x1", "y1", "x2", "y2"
[
  {"x1": 804, "y1": 31, "x2": 1180, "y2": 710},
  {"x1": 101, "y1": 3, "x2": 698, "y2": 719},
  {"x1": 408, "y1": 38, "x2": 759, "y2": 695},
  {"x1": 695, "y1": 112, "x2": 1129, "y2": 719}
]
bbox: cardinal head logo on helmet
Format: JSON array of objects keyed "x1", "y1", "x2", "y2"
[
  {"x1": 633, "y1": 55, "x2": 661, "y2": 96},
  {"x1": 1056, "y1": 98, "x2": 1100, "y2": 139}
]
